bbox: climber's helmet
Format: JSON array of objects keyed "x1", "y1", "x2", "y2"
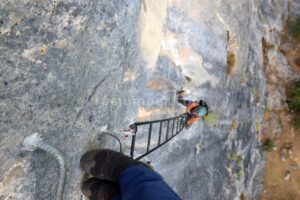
[{"x1": 195, "y1": 106, "x2": 208, "y2": 117}]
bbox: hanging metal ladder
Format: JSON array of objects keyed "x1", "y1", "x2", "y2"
[{"x1": 128, "y1": 113, "x2": 187, "y2": 160}]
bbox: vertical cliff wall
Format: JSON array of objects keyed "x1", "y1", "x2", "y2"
[
  {"x1": 145, "y1": 1, "x2": 288, "y2": 200},
  {"x1": 0, "y1": 0, "x2": 289, "y2": 199}
]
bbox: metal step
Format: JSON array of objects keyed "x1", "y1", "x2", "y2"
[{"x1": 128, "y1": 113, "x2": 187, "y2": 160}]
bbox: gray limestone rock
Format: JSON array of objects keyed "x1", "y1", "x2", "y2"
[
  {"x1": 266, "y1": 85, "x2": 287, "y2": 111},
  {"x1": 0, "y1": 0, "x2": 293, "y2": 200},
  {"x1": 290, "y1": 163, "x2": 299, "y2": 170},
  {"x1": 270, "y1": 112, "x2": 283, "y2": 135},
  {"x1": 268, "y1": 52, "x2": 296, "y2": 82},
  {"x1": 284, "y1": 170, "x2": 291, "y2": 181}
]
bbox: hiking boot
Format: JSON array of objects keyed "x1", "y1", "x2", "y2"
[
  {"x1": 80, "y1": 149, "x2": 150, "y2": 182},
  {"x1": 81, "y1": 177, "x2": 120, "y2": 200}
]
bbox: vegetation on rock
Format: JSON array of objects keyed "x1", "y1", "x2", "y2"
[
  {"x1": 289, "y1": 16, "x2": 300, "y2": 40},
  {"x1": 262, "y1": 138, "x2": 275, "y2": 151},
  {"x1": 287, "y1": 81, "x2": 300, "y2": 128},
  {"x1": 295, "y1": 57, "x2": 300, "y2": 67}
]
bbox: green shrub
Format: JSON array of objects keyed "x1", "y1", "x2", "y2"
[
  {"x1": 237, "y1": 156, "x2": 243, "y2": 165},
  {"x1": 295, "y1": 57, "x2": 300, "y2": 67},
  {"x1": 288, "y1": 81, "x2": 300, "y2": 112},
  {"x1": 293, "y1": 117, "x2": 300, "y2": 129},
  {"x1": 288, "y1": 81, "x2": 300, "y2": 129},
  {"x1": 238, "y1": 169, "x2": 245, "y2": 178},
  {"x1": 289, "y1": 16, "x2": 300, "y2": 40},
  {"x1": 230, "y1": 152, "x2": 238, "y2": 161},
  {"x1": 185, "y1": 76, "x2": 192, "y2": 82},
  {"x1": 262, "y1": 138, "x2": 275, "y2": 151}
]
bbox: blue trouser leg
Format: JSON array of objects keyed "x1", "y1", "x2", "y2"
[
  {"x1": 112, "y1": 165, "x2": 181, "y2": 200},
  {"x1": 178, "y1": 97, "x2": 192, "y2": 106}
]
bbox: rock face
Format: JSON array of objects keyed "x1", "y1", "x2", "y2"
[
  {"x1": 0, "y1": 0, "x2": 290, "y2": 200},
  {"x1": 0, "y1": 1, "x2": 142, "y2": 199}
]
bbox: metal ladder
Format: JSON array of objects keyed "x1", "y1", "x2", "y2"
[{"x1": 128, "y1": 113, "x2": 187, "y2": 160}]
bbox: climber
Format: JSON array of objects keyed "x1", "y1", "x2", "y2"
[
  {"x1": 177, "y1": 90, "x2": 208, "y2": 128},
  {"x1": 80, "y1": 149, "x2": 181, "y2": 200}
]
